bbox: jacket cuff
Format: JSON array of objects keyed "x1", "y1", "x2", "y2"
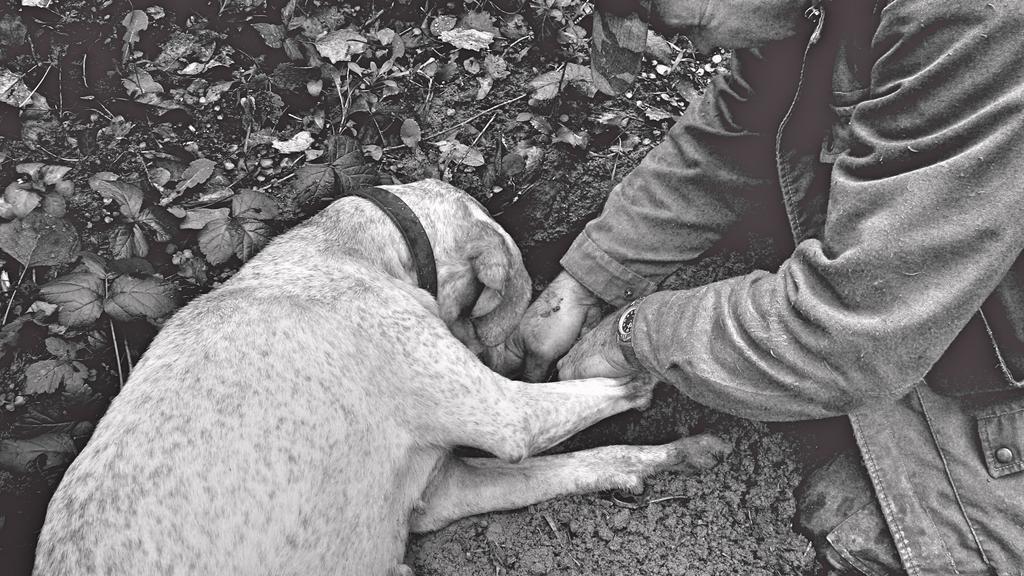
[
  {"x1": 629, "y1": 290, "x2": 674, "y2": 376},
  {"x1": 560, "y1": 231, "x2": 659, "y2": 307}
]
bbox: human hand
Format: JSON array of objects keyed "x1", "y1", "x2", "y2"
[
  {"x1": 502, "y1": 271, "x2": 605, "y2": 382},
  {"x1": 557, "y1": 308, "x2": 637, "y2": 381}
]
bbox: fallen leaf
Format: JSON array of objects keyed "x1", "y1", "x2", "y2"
[
  {"x1": 528, "y1": 63, "x2": 594, "y2": 101},
  {"x1": 400, "y1": 118, "x2": 421, "y2": 148},
  {"x1": 460, "y1": 11, "x2": 500, "y2": 36},
  {"x1": 0, "y1": 211, "x2": 79, "y2": 267},
  {"x1": 0, "y1": 433, "x2": 77, "y2": 475},
  {"x1": 104, "y1": 275, "x2": 176, "y2": 322},
  {"x1": 175, "y1": 158, "x2": 217, "y2": 192},
  {"x1": 21, "y1": 0, "x2": 52, "y2": 6},
  {"x1": 181, "y1": 207, "x2": 230, "y2": 230},
  {"x1": 271, "y1": 130, "x2": 314, "y2": 154},
  {"x1": 437, "y1": 140, "x2": 485, "y2": 167},
  {"x1": 315, "y1": 30, "x2": 368, "y2": 63},
  {"x1": 122, "y1": 65, "x2": 163, "y2": 98},
  {"x1": 0, "y1": 68, "x2": 32, "y2": 108},
  {"x1": 3, "y1": 181, "x2": 41, "y2": 218},
  {"x1": 232, "y1": 190, "x2": 279, "y2": 220},
  {"x1": 439, "y1": 28, "x2": 494, "y2": 51},
  {"x1": 39, "y1": 272, "x2": 105, "y2": 327},
  {"x1": 553, "y1": 125, "x2": 590, "y2": 148},
  {"x1": 252, "y1": 23, "x2": 284, "y2": 48}
]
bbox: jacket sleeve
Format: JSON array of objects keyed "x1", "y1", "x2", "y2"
[
  {"x1": 561, "y1": 38, "x2": 806, "y2": 306},
  {"x1": 631, "y1": 0, "x2": 1024, "y2": 420}
]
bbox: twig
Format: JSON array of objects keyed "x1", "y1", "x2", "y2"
[
  {"x1": 646, "y1": 494, "x2": 689, "y2": 505},
  {"x1": 424, "y1": 93, "x2": 527, "y2": 141},
  {"x1": 123, "y1": 337, "x2": 134, "y2": 373},
  {"x1": 1, "y1": 265, "x2": 29, "y2": 326},
  {"x1": 110, "y1": 319, "x2": 125, "y2": 389}
]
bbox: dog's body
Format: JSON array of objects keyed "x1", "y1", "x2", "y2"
[{"x1": 34, "y1": 180, "x2": 728, "y2": 575}]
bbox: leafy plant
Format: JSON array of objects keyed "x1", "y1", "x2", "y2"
[{"x1": 38, "y1": 253, "x2": 177, "y2": 327}]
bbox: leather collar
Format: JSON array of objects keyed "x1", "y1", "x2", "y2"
[{"x1": 338, "y1": 183, "x2": 439, "y2": 298}]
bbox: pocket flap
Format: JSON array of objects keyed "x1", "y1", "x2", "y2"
[{"x1": 977, "y1": 405, "x2": 1024, "y2": 478}]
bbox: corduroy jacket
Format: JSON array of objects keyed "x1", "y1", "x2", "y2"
[{"x1": 563, "y1": 0, "x2": 1024, "y2": 573}]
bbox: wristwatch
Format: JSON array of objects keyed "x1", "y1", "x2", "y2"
[{"x1": 616, "y1": 297, "x2": 646, "y2": 368}]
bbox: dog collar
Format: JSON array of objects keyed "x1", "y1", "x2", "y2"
[{"x1": 340, "y1": 184, "x2": 439, "y2": 298}]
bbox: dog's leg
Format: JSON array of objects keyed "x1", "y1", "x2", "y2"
[
  {"x1": 444, "y1": 376, "x2": 656, "y2": 463},
  {"x1": 409, "y1": 434, "x2": 731, "y2": 533}
]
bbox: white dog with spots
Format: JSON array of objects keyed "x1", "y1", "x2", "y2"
[{"x1": 33, "y1": 179, "x2": 729, "y2": 576}]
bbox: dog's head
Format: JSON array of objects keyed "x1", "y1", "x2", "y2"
[{"x1": 376, "y1": 180, "x2": 532, "y2": 352}]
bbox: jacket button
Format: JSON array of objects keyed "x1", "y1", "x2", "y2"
[
  {"x1": 624, "y1": 288, "x2": 634, "y2": 299},
  {"x1": 995, "y1": 447, "x2": 1015, "y2": 464}
]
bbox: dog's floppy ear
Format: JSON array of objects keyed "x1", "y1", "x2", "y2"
[{"x1": 468, "y1": 228, "x2": 532, "y2": 347}]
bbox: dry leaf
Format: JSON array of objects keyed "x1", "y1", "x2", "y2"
[
  {"x1": 439, "y1": 28, "x2": 494, "y2": 51},
  {"x1": 272, "y1": 130, "x2": 314, "y2": 154},
  {"x1": 315, "y1": 30, "x2": 368, "y2": 63}
]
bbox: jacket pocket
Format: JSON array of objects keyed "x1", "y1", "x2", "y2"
[
  {"x1": 825, "y1": 500, "x2": 904, "y2": 576},
  {"x1": 820, "y1": 88, "x2": 868, "y2": 164},
  {"x1": 977, "y1": 399, "x2": 1024, "y2": 478}
]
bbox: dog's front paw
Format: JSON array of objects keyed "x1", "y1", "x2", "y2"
[{"x1": 660, "y1": 434, "x2": 732, "y2": 474}]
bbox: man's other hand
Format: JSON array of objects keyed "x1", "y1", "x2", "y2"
[{"x1": 510, "y1": 271, "x2": 605, "y2": 382}]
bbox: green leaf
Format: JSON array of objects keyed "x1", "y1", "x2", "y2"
[
  {"x1": 44, "y1": 337, "x2": 81, "y2": 359},
  {"x1": 41, "y1": 193, "x2": 67, "y2": 217},
  {"x1": 400, "y1": 118, "x2": 421, "y2": 149},
  {"x1": 89, "y1": 178, "x2": 144, "y2": 216},
  {"x1": 197, "y1": 217, "x2": 237, "y2": 265},
  {"x1": 0, "y1": 433, "x2": 78, "y2": 474},
  {"x1": 232, "y1": 190, "x2": 279, "y2": 221},
  {"x1": 293, "y1": 164, "x2": 336, "y2": 206},
  {"x1": 109, "y1": 224, "x2": 149, "y2": 260},
  {"x1": 235, "y1": 219, "x2": 271, "y2": 262},
  {"x1": 104, "y1": 275, "x2": 176, "y2": 322},
  {"x1": 136, "y1": 205, "x2": 177, "y2": 241},
  {"x1": 24, "y1": 359, "x2": 85, "y2": 395},
  {"x1": 16, "y1": 162, "x2": 71, "y2": 185},
  {"x1": 330, "y1": 136, "x2": 378, "y2": 193},
  {"x1": 175, "y1": 158, "x2": 216, "y2": 192},
  {"x1": 0, "y1": 211, "x2": 80, "y2": 267},
  {"x1": 39, "y1": 272, "x2": 104, "y2": 327}
]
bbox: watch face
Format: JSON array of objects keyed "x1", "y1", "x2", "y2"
[{"x1": 618, "y1": 307, "x2": 637, "y2": 342}]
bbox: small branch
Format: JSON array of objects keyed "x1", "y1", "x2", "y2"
[{"x1": 123, "y1": 337, "x2": 134, "y2": 374}]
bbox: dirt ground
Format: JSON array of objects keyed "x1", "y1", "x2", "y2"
[
  {"x1": 404, "y1": 153, "x2": 826, "y2": 576},
  {"x1": 0, "y1": 1, "x2": 844, "y2": 573}
]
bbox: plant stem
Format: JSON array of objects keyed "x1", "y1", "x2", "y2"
[
  {"x1": 109, "y1": 318, "x2": 125, "y2": 389},
  {"x1": 1, "y1": 265, "x2": 30, "y2": 327}
]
